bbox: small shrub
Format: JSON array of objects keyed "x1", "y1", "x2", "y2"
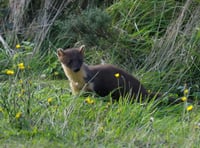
[{"x1": 51, "y1": 8, "x2": 115, "y2": 48}]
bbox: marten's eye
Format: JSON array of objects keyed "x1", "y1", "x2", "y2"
[
  {"x1": 67, "y1": 59, "x2": 72, "y2": 66},
  {"x1": 78, "y1": 58, "x2": 83, "y2": 63}
]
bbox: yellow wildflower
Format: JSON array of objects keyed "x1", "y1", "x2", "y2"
[
  {"x1": 19, "y1": 79, "x2": 23, "y2": 84},
  {"x1": 54, "y1": 71, "x2": 59, "y2": 76},
  {"x1": 47, "y1": 98, "x2": 53, "y2": 104},
  {"x1": 6, "y1": 70, "x2": 15, "y2": 75},
  {"x1": 181, "y1": 96, "x2": 187, "y2": 102},
  {"x1": 18, "y1": 63, "x2": 25, "y2": 70},
  {"x1": 21, "y1": 89, "x2": 25, "y2": 94},
  {"x1": 16, "y1": 44, "x2": 21, "y2": 49},
  {"x1": 18, "y1": 89, "x2": 25, "y2": 97},
  {"x1": 184, "y1": 89, "x2": 189, "y2": 96},
  {"x1": 114, "y1": 73, "x2": 120, "y2": 78},
  {"x1": 85, "y1": 97, "x2": 94, "y2": 104},
  {"x1": 107, "y1": 102, "x2": 111, "y2": 106},
  {"x1": 18, "y1": 93, "x2": 22, "y2": 97},
  {"x1": 186, "y1": 105, "x2": 193, "y2": 111},
  {"x1": 27, "y1": 80, "x2": 32, "y2": 85},
  {"x1": 15, "y1": 112, "x2": 22, "y2": 119},
  {"x1": 99, "y1": 126, "x2": 104, "y2": 132}
]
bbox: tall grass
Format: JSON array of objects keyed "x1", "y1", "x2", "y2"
[
  {"x1": 1, "y1": 73, "x2": 200, "y2": 147},
  {"x1": 143, "y1": 1, "x2": 200, "y2": 92},
  {"x1": 1, "y1": 0, "x2": 72, "y2": 55}
]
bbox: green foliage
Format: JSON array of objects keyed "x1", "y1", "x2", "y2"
[
  {"x1": 0, "y1": 0, "x2": 200, "y2": 146},
  {"x1": 101, "y1": 0, "x2": 183, "y2": 71},
  {"x1": 52, "y1": 8, "x2": 114, "y2": 48},
  {"x1": 107, "y1": 0, "x2": 180, "y2": 36},
  {"x1": 0, "y1": 77, "x2": 200, "y2": 147},
  {"x1": 0, "y1": 41, "x2": 64, "y2": 81},
  {"x1": 0, "y1": 0, "x2": 9, "y2": 21}
]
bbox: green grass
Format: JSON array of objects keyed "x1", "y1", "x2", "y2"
[
  {"x1": 0, "y1": 0, "x2": 200, "y2": 147},
  {"x1": 0, "y1": 73, "x2": 200, "y2": 147}
]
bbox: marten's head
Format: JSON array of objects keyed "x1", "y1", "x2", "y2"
[{"x1": 57, "y1": 45, "x2": 85, "y2": 72}]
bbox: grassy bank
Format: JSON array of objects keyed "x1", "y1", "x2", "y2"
[
  {"x1": 0, "y1": 0, "x2": 200, "y2": 147},
  {"x1": 0, "y1": 73, "x2": 199, "y2": 147}
]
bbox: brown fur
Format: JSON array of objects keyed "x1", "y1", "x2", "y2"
[{"x1": 57, "y1": 45, "x2": 148, "y2": 101}]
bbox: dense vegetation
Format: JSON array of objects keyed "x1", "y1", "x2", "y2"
[{"x1": 0, "y1": 0, "x2": 200, "y2": 147}]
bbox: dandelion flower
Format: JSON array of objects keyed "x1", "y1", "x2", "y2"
[
  {"x1": 28, "y1": 80, "x2": 32, "y2": 85},
  {"x1": 186, "y1": 105, "x2": 193, "y2": 111},
  {"x1": 18, "y1": 63, "x2": 25, "y2": 70},
  {"x1": 107, "y1": 102, "x2": 111, "y2": 106},
  {"x1": 6, "y1": 70, "x2": 14, "y2": 75},
  {"x1": 184, "y1": 89, "x2": 189, "y2": 96},
  {"x1": 18, "y1": 93, "x2": 22, "y2": 97},
  {"x1": 54, "y1": 72, "x2": 59, "y2": 76},
  {"x1": 21, "y1": 89, "x2": 25, "y2": 94},
  {"x1": 19, "y1": 79, "x2": 23, "y2": 84},
  {"x1": 114, "y1": 73, "x2": 120, "y2": 78},
  {"x1": 99, "y1": 126, "x2": 104, "y2": 132},
  {"x1": 181, "y1": 96, "x2": 187, "y2": 102},
  {"x1": 15, "y1": 112, "x2": 22, "y2": 119},
  {"x1": 85, "y1": 97, "x2": 94, "y2": 104},
  {"x1": 47, "y1": 98, "x2": 53, "y2": 103},
  {"x1": 16, "y1": 44, "x2": 21, "y2": 49}
]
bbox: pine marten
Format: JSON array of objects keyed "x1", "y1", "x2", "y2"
[{"x1": 57, "y1": 45, "x2": 149, "y2": 101}]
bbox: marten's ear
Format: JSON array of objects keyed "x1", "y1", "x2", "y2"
[
  {"x1": 57, "y1": 48, "x2": 64, "y2": 57},
  {"x1": 79, "y1": 45, "x2": 85, "y2": 55}
]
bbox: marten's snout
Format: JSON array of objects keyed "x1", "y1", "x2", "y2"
[
  {"x1": 71, "y1": 58, "x2": 83, "y2": 73},
  {"x1": 73, "y1": 68, "x2": 80, "y2": 72}
]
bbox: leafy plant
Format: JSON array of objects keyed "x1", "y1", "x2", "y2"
[{"x1": 52, "y1": 8, "x2": 115, "y2": 48}]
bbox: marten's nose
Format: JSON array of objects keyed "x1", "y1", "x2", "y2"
[{"x1": 73, "y1": 68, "x2": 80, "y2": 72}]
